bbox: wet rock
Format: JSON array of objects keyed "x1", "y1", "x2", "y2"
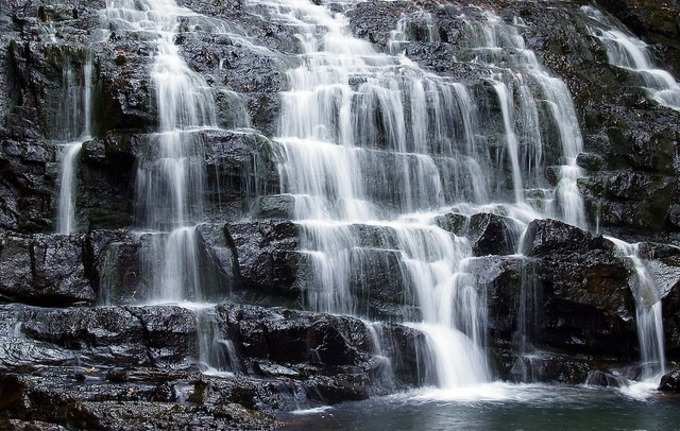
[
  {"x1": 597, "y1": 0, "x2": 680, "y2": 74},
  {"x1": 195, "y1": 223, "x2": 240, "y2": 299},
  {"x1": 349, "y1": 247, "x2": 414, "y2": 320},
  {"x1": 433, "y1": 211, "x2": 467, "y2": 235},
  {"x1": 3, "y1": 304, "x2": 199, "y2": 368},
  {"x1": 0, "y1": 233, "x2": 95, "y2": 305},
  {"x1": 580, "y1": 171, "x2": 674, "y2": 231},
  {"x1": 0, "y1": 138, "x2": 56, "y2": 233},
  {"x1": 219, "y1": 303, "x2": 366, "y2": 367},
  {"x1": 106, "y1": 368, "x2": 128, "y2": 383},
  {"x1": 468, "y1": 212, "x2": 519, "y2": 256},
  {"x1": 251, "y1": 194, "x2": 296, "y2": 220},
  {"x1": 585, "y1": 369, "x2": 627, "y2": 387},
  {"x1": 507, "y1": 351, "x2": 593, "y2": 384},
  {"x1": 78, "y1": 134, "x2": 137, "y2": 229},
  {"x1": 85, "y1": 229, "x2": 146, "y2": 305},
  {"x1": 659, "y1": 368, "x2": 680, "y2": 393},
  {"x1": 218, "y1": 303, "x2": 426, "y2": 389},
  {"x1": 226, "y1": 220, "x2": 307, "y2": 300},
  {"x1": 0, "y1": 371, "x2": 275, "y2": 430},
  {"x1": 467, "y1": 255, "x2": 526, "y2": 340},
  {"x1": 523, "y1": 219, "x2": 595, "y2": 257},
  {"x1": 202, "y1": 130, "x2": 279, "y2": 222},
  {"x1": 576, "y1": 152, "x2": 605, "y2": 171},
  {"x1": 662, "y1": 281, "x2": 680, "y2": 359}
]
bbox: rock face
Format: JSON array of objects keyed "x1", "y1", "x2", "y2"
[
  {"x1": 523, "y1": 220, "x2": 637, "y2": 357},
  {"x1": 0, "y1": 302, "x2": 426, "y2": 428},
  {"x1": 0, "y1": 233, "x2": 95, "y2": 305},
  {"x1": 3, "y1": 0, "x2": 680, "y2": 428}
]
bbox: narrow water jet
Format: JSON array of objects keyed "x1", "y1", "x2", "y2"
[
  {"x1": 55, "y1": 59, "x2": 93, "y2": 234},
  {"x1": 196, "y1": 306, "x2": 239, "y2": 375}
]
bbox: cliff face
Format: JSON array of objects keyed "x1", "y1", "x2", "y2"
[{"x1": 2, "y1": 0, "x2": 680, "y2": 429}]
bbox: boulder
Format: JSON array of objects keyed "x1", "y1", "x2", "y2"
[
  {"x1": 86, "y1": 229, "x2": 146, "y2": 305},
  {"x1": 433, "y1": 211, "x2": 468, "y2": 235},
  {"x1": 467, "y1": 255, "x2": 527, "y2": 340},
  {"x1": 523, "y1": 219, "x2": 594, "y2": 257},
  {"x1": 3, "y1": 304, "x2": 199, "y2": 368},
  {"x1": 468, "y1": 212, "x2": 519, "y2": 256},
  {"x1": 349, "y1": 247, "x2": 414, "y2": 320},
  {"x1": 218, "y1": 303, "x2": 366, "y2": 367},
  {"x1": 585, "y1": 370, "x2": 627, "y2": 387},
  {"x1": 226, "y1": 220, "x2": 307, "y2": 299},
  {"x1": 659, "y1": 368, "x2": 680, "y2": 393}
]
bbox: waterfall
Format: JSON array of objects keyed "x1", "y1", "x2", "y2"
[
  {"x1": 56, "y1": 59, "x2": 93, "y2": 235},
  {"x1": 100, "y1": 0, "x2": 232, "y2": 373},
  {"x1": 607, "y1": 237, "x2": 666, "y2": 382},
  {"x1": 464, "y1": 11, "x2": 587, "y2": 228},
  {"x1": 493, "y1": 82, "x2": 525, "y2": 204},
  {"x1": 242, "y1": 0, "x2": 596, "y2": 390},
  {"x1": 103, "y1": 0, "x2": 218, "y2": 303},
  {"x1": 582, "y1": 6, "x2": 680, "y2": 112}
]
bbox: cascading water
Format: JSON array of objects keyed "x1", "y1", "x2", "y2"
[
  {"x1": 55, "y1": 59, "x2": 93, "y2": 234},
  {"x1": 101, "y1": 0, "x2": 230, "y2": 372},
  {"x1": 607, "y1": 237, "x2": 666, "y2": 384},
  {"x1": 103, "y1": 0, "x2": 217, "y2": 303},
  {"x1": 464, "y1": 11, "x2": 587, "y2": 228},
  {"x1": 582, "y1": 6, "x2": 680, "y2": 112},
  {"x1": 247, "y1": 0, "x2": 594, "y2": 391}
]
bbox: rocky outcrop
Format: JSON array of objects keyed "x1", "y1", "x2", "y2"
[
  {"x1": 0, "y1": 301, "x2": 427, "y2": 428},
  {"x1": 524, "y1": 220, "x2": 637, "y2": 357},
  {"x1": 659, "y1": 368, "x2": 680, "y2": 393},
  {"x1": 468, "y1": 213, "x2": 519, "y2": 256}
]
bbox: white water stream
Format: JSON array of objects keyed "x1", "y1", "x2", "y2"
[{"x1": 582, "y1": 6, "x2": 680, "y2": 112}]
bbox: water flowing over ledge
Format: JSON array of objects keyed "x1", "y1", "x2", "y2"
[{"x1": 6, "y1": 0, "x2": 680, "y2": 428}]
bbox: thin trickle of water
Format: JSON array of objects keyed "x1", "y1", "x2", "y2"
[
  {"x1": 56, "y1": 142, "x2": 84, "y2": 234},
  {"x1": 582, "y1": 6, "x2": 680, "y2": 111},
  {"x1": 196, "y1": 306, "x2": 238, "y2": 375},
  {"x1": 513, "y1": 257, "x2": 543, "y2": 382},
  {"x1": 56, "y1": 59, "x2": 93, "y2": 235},
  {"x1": 363, "y1": 320, "x2": 395, "y2": 391},
  {"x1": 493, "y1": 82, "x2": 524, "y2": 204},
  {"x1": 607, "y1": 236, "x2": 666, "y2": 382}
]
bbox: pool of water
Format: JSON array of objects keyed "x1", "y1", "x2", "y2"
[{"x1": 278, "y1": 383, "x2": 680, "y2": 431}]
